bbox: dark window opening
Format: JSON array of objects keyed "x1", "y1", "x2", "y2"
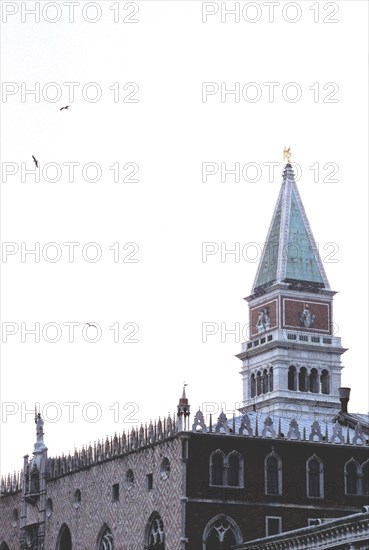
[
  {"x1": 147, "y1": 473, "x2": 153, "y2": 491},
  {"x1": 250, "y1": 374, "x2": 256, "y2": 398},
  {"x1": 211, "y1": 453, "x2": 224, "y2": 486},
  {"x1": 147, "y1": 515, "x2": 165, "y2": 550},
  {"x1": 227, "y1": 454, "x2": 240, "y2": 487},
  {"x1": 309, "y1": 368, "x2": 319, "y2": 393},
  {"x1": 308, "y1": 459, "x2": 321, "y2": 497},
  {"x1": 266, "y1": 456, "x2": 279, "y2": 495},
  {"x1": 288, "y1": 366, "x2": 297, "y2": 391},
  {"x1": 112, "y1": 483, "x2": 119, "y2": 501},
  {"x1": 266, "y1": 517, "x2": 282, "y2": 536},
  {"x1": 321, "y1": 369, "x2": 330, "y2": 394},
  {"x1": 346, "y1": 462, "x2": 359, "y2": 495},
  {"x1": 299, "y1": 367, "x2": 308, "y2": 392}
]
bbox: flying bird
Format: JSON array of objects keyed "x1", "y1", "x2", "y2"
[
  {"x1": 60, "y1": 106, "x2": 70, "y2": 111},
  {"x1": 85, "y1": 322, "x2": 97, "y2": 328},
  {"x1": 32, "y1": 155, "x2": 39, "y2": 168}
]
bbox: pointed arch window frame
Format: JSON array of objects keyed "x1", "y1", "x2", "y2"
[
  {"x1": 306, "y1": 454, "x2": 324, "y2": 499},
  {"x1": 56, "y1": 523, "x2": 72, "y2": 550},
  {"x1": 209, "y1": 449, "x2": 226, "y2": 487},
  {"x1": 144, "y1": 511, "x2": 165, "y2": 550},
  {"x1": 209, "y1": 449, "x2": 244, "y2": 488},
  {"x1": 202, "y1": 514, "x2": 243, "y2": 550},
  {"x1": 344, "y1": 458, "x2": 361, "y2": 495},
  {"x1": 96, "y1": 523, "x2": 113, "y2": 550},
  {"x1": 264, "y1": 451, "x2": 282, "y2": 496},
  {"x1": 226, "y1": 450, "x2": 244, "y2": 488}
]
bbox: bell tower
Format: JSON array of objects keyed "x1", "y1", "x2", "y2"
[{"x1": 237, "y1": 154, "x2": 346, "y2": 419}]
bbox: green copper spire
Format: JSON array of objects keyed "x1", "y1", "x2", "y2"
[{"x1": 253, "y1": 163, "x2": 330, "y2": 292}]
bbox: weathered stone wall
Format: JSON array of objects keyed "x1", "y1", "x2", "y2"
[
  {"x1": 1, "y1": 435, "x2": 184, "y2": 550},
  {"x1": 0, "y1": 491, "x2": 21, "y2": 549}
]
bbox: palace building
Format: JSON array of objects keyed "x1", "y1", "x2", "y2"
[{"x1": 1, "y1": 159, "x2": 368, "y2": 550}]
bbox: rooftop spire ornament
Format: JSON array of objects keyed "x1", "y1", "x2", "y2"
[
  {"x1": 177, "y1": 383, "x2": 190, "y2": 431},
  {"x1": 283, "y1": 145, "x2": 291, "y2": 164}
]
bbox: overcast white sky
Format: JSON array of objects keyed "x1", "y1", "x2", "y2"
[{"x1": 1, "y1": 0, "x2": 368, "y2": 476}]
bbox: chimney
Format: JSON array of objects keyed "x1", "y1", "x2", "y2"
[{"x1": 338, "y1": 387, "x2": 351, "y2": 414}]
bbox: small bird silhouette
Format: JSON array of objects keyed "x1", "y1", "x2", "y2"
[
  {"x1": 85, "y1": 322, "x2": 97, "y2": 328},
  {"x1": 32, "y1": 155, "x2": 39, "y2": 168},
  {"x1": 60, "y1": 106, "x2": 70, "y2": 111}
]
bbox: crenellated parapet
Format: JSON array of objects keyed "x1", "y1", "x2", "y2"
[
  {"x1": 46, "y1": 412, "x2": 178, "y2": 480},
  {"x1": 191, "y1": 409, "x2": 369, "y2": 446},
  {"x1": 0, "y1": 471, "x2": 22, "y2": 496},
  {"x1": 1, "y1": 409, "x2": 368, "y2": 492}
]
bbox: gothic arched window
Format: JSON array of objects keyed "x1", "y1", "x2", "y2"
[
  {"x1": 56, "y1": 524, "x2": 72, "y2": 550},
  {"x1": 203, "y1": 515, "x2": 243, "y2": 550},
  {"x1": 147, "y1": 513, "x2": 165, "y2": 550},
  {"x1": 250, "y1": 374, "x2": 256, "y2": 398},
  {"x1": 227, "y1": 451, "x2": 243, "y2": 487},
  {"x1": 288, "y1": 366, "x2": 297, "y2": 391},
  {"x1": 320, "y1": 370, "x2": 330, "y2": 394},
  {"x1": 362, "y1": 460, "x2": 369, "y2": 495},
  {"x1": 0, "y1": 543, "x2": 10, "y2": 550},
  {"x1": 97, "y1": 525, "x2": 113, "y2": 550},
  {"x1": 210, "y1": 450, "x2": 225, "y2": 486},
  {"x1": 299, "y1": 367, "x2": 308, "y2": 392},
  {"x1": 265, "y1": 452, "x2": 282, "y2": 495},
  {"x1": 309, "y1": 369, "x2": 319, "y2": 393},
  {"x1": 307, "y1": 456, "x2": 324, "y2": 498},
  {"x1": 345, "y1": 459, "x2": 360, "y2": 495}
]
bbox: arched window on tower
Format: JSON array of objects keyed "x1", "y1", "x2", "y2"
[
  {"x1": 269, "y1": 367, "x2": 273, "y2": 391},
  {"x1": 265, "y1": 452, "x2": 282, "y2": 495},
  {"x1": 320, "y1": 370, "x2": 330, "y2": 394},
  {"x1": 307, "y1": 455, "x2": 324, "y2": 498},
  {"x1": 146, "y1": 513, "x2": 165, "y2": 550},
  {"x1": 299, "y1": 367, "x2": 308, "y2": 392},
  {"x1": 263, "y1": 369, "x2": 269, "y2": 394},
  {"x1": 288, "y1": 366, "x2": 297, "y2": 391},
  {"x1": 56, "y1": 524, "x2": 72, "y2": 550},
  {"x1": 210, "y1": 450, "x2": 225, "y2": 486},
  {"x1": 226, "y1": 451, "x2": 243, "y2": 487},
  {"x1": 250, "y1": 374, "x2": 256, "y2": 398},
  {"x1": 256, "y1": 372, "x2": 262, "y2": 396},
  {"x1": 203, "y1": 515, "x2": 243, "y2": 550},
  {"x1": 345, "y1": 459, "x2": 360, "y2": 495},
  {"x1": 309, "y1": 369, "x2": 319, "y2": 393},
  {"x1": 362, "y1": 460, "x2": 369, "y2": 496}
]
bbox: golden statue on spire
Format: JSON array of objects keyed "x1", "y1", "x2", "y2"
[{"x1": 283, "y1": 146, "x2": 291, "y2": 164}]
